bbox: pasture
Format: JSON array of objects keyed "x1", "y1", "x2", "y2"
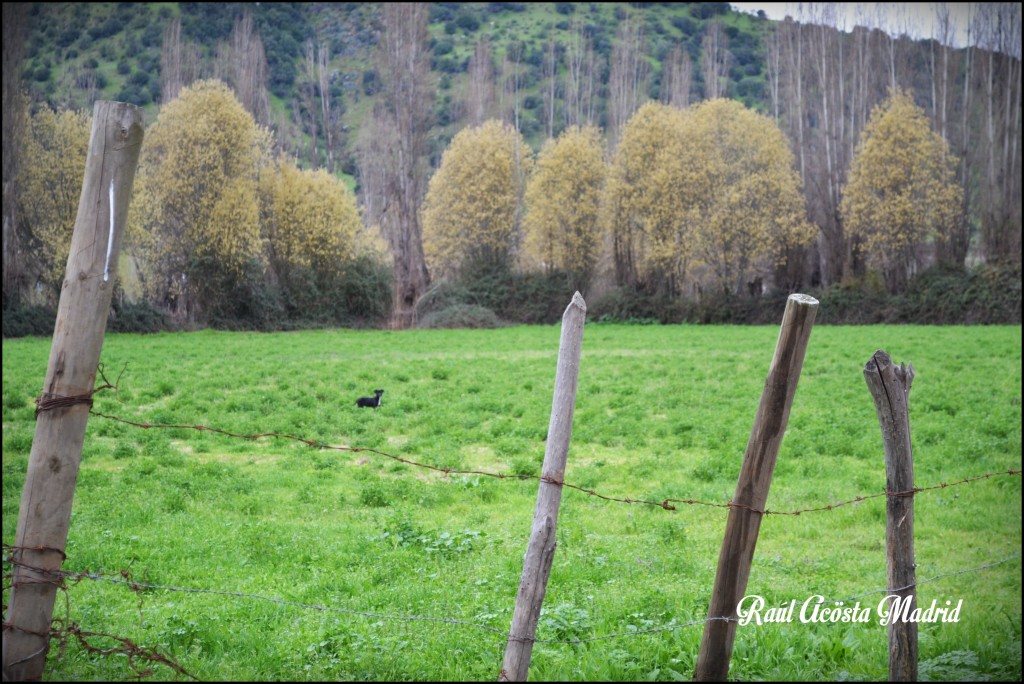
[{"x1": 2, "y1": 322, "x2": 1021, "y2": 681}]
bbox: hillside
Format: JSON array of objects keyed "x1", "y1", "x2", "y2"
[
  {"x1": 7, "y1": 1, "x2": 1021, "y2": 330},
  {"x1": 17, "y1": 2, "x2": 769, "y2": 174}
]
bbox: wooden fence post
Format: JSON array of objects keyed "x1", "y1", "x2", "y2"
[
  {"x1": 694, "y1": 293, "x2": 818, "y2": 682},
  {"x1": 863, "y1": 350, "x2": 917, "y2": 682},
  {"x1": 499, "y1": 292, "x2": 586, "y2": 682},
  {"x1": 2, "y1": 101, "x2": 144, "y2": 682}
]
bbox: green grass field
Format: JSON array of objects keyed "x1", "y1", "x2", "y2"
[{"x1": 3, "y1": 322, "x2": 1021, "y2": 681}]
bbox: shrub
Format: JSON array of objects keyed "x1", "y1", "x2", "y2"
[
  {"x1": 108, "y1": 299, "x2": 169, "y2": 333},
  {"x1": 419, "y1": 304, "x2": 501, "y2": 329},
  {"x1": 2, "y1": 303, "x2": 56, "y2": 338},
  {"x1": 455, "y1": 11, "x2": 480, "y2": 32},
  {"x1": 360, "y1": 481, "x2": 390, "y2": 508}
]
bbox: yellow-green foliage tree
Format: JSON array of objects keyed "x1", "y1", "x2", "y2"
[
  {"x1": 602, "y1": 101, "x2": 693, "y2": 294},
  {"x1": 682, "y1": 98, "x2": 815, "y2": 295},
  {"x1": 261, "y1": 156, "x2": 362, "y2": 313},
  {"x1": 421, "y1": 119, "x2": 534, "y2": 279},
  {"x1": 603, "y1": 100, "x2": 814, "y2": 296},
  {"x1": 129, "y1": 79, "x2": 272, "y2": 321},
  {"x1": 16, "y1": 106, "x2": 91, "y2": 301},
  {"x1": 522, "y1": 125, "x2": 606, "y2": 292},
  {"x1": 840, "y1": 88, "x2": 964, "y2": 293}
]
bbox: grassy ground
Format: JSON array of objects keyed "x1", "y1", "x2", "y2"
[{"x1": 3, "y1": 323, "x2": 1021, "y2": 681}]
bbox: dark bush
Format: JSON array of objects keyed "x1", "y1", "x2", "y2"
[
  {"x1": 2, "y1": 303, "x2": 56, "y2": 338},
  {"x1": 455, "y1": 11, "x2": 480, "y2": 32},
  {"x1": 691, "y1": 2, "x2": 730, "y2": 20},
  {"x1": 108, "y1": 299, "x2": 169, "y2": 333},
  {"x1": 735, "y1": 76, "x2": 764, "y2": 100},
  {"x1": 672, "y1": 16, "x2": 696, "y2": 34},
  {"x1": 419, "y1": 304, "x2": 501, "y2": 329},
  {"x1": 433, "y1": 38, "x2": 454, "y2": 56},
  {"x1": 430, "y1": 4, "x2": 457, "y2": 23},
  {"x1": 896, "y1": 262, "x2": 1022, "y2": 324},
  {"x1": 335, "y1": 255, "x2": 393, "y2": 326},
  {"x1": 417, "y1": 261, "x2": 579, "y2": 327},
  {"x1": 487, "y1": 3, "x2": 527, "y2": 12},
  {"x1": 362, "y1": 69, "x2": 379, "y2": 96},
  {"x1": 586, "y1": 263, "x2": 1021, "y2": 326}
]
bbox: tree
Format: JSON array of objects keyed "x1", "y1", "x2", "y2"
[
  {"x1": 220, "y1": 10, "x2": 270, "y2": 126},
  {"x1": 466, "y1": 37, "x2": 496, "y2": 126},
  {"x1": 522, "y1": 125, "x2": 606, "y2": 292},
  {"x1": 681, "y1": 99, "x2": 816, "y2": 295},
  {"x1": 602, "y1": 101, "x2": 690, "y2": 293},
  {"x1": 701, "y1": 20, "x2": 730, "y2": 100},
  {"x1": 607, "y1": 10, "x2": 650, "y2": 149},
  {"x1": 660, "y1": 44, "x2": 692, "y2": 109},
  {"x1": 564, "y1": 17, "x2": 598, "y2": 127},
  {"x1": 357, "y1": 3, "x2": 433, "y2": 329},
  {"x1": 840, "y1": 89, "x2": 964, "y2": 293},
  {"x1": 261, "y1": 156, "x2": 362, "y2": 315},
  {"x1": 974, "y1": 3, "x2": 1022, "y2": 263},
  {"x1": 129, "y1": 79, "x2": 272, "y2": 323},
  {"x1": 603, "y1": 100, "x2": 814, "y2": 297},
  {"x1": 421, "y1": 119, "x2": 533, "y2": 280},
  {"x1": 160, "y1": 15, "x2": 201, "y2": 106},
  {"x1": 16, "y1": 106, "x2": 91, "y2": 302},
  {"x1": 2, "y1": 2, "x2": 28, "y2": 304}
]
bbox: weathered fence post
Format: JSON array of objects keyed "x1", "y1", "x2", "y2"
[
  {"x1": 2, "y1": 101, "x2": 144, "y2": 682},
  {"x1": 694, "y1": 293, "x2": 818, "y2": 682},
  {"x1": 863, "y1": 349, "x2": 917, "y2": 682},
  {"x1": 499, "y1": 292, "x2": 586, "y2": 682}
]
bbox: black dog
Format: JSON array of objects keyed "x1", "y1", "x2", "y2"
[{"x1": 355, "y1": 389, "x2": 384, "y2": 410}]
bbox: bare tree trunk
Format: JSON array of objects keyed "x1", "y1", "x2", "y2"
[
  {"x1": 359, "y1": 3, "x2": 434, "y2": 329},
  {"x1": 565, "y1": 18, "x2": 589, "y2": 127},
  {"x1": 160, "y1": 16, "x2": 185, "y2": 105},
  {"x1": 661, "y1": 44, "x2": 692, "y2": 109},
  {"x1": 230, "y1": 11, "x2": 270, "y2": 126},
  {"x1": 2, "y1": 2, "x2": 27, "y2": 304},
  {"x1": 303, "y1": 41, "x2": 319, "y2": 168},
  {"x1": 607, "y1": 11, "x2": 649, "y2": 149},
  {"x1": 932, "y1": 3, "x2": 969, "y2": 266},
  {"x1": 502, "y1": 41, "x2": 524, "y2": 133},
  {"x1": 765, "y1": 26, "x2": 782, "y2": 120},
  {"x1": 544, "y1": 38, "x2": 558, "y2": 138},
  {"x1": 317, "y1": 42, "x2": 334, "y2": 173},
  {"x1": 467, "y1": 38, "x2": 495, "y2": 126},
  {"x1": 701, "y1": 20, "x2": 730, "y2": 100}
]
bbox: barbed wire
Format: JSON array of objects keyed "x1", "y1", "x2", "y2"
[
  {"x1": 4, "y1": 545, "x2": 1019, "y2": 648},
  {"x1": 88, "y1": 409, "x2": 1021, "y2": 517}
]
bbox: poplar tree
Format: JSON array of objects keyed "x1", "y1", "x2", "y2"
[
  {"x1": 129, "y1": 79, "x2": 272, "y2": 322},
  {"x1": 421, "y1": 119, "x2": 533, "y2": 280},
  {"x1": 261, "y1": 156, "x2": 362, "y2": 314},
  {"x1": 841, "y1": 88, "x2": 963, "y2": 293},
  {"x1": 522, "y1": 125, "x2": 606, "y2": 292},
  {"x1": 16, "y1": 106, "x2": 91, "y2": 300},
  {"x1": 603, "y1": 100, "x2": 814, "y2": 296}
]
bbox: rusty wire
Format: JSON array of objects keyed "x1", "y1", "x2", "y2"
[
  {"x1": 4, "y1": 544, "x2": 1019, "y2": 648},
  {"x1": 88, "y1": 409, "x2": 1021, "y2": 517},
  {"x1": 34, "y1": 364, "x2": 125, "y2": 417}
]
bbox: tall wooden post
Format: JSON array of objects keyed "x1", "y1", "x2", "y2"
[
  {"x1": 864, "y1": 350, "x2": 917, "y2": 682},
  {"x1": 499, "y1": 292, "x2": 586, "y2": 682},
  {"x1": 694, "y1": 293, "x2": 818, "y2": 682},
  {"x1": 3, "y1": 101, "x2": 144, "y2": 682}
]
